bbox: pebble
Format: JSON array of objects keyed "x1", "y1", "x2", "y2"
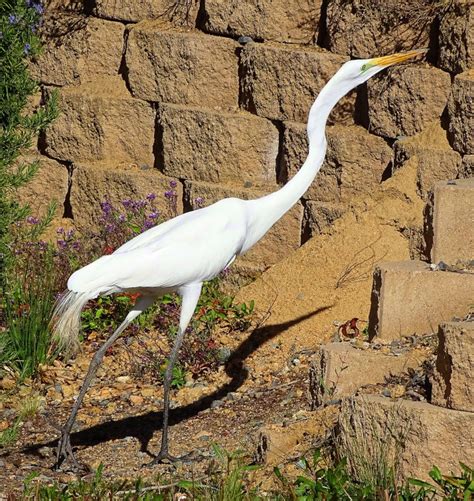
[
  {"x1": 217, "y1": 347, "x2": 232, "y2": 364},
  {"x1": 210, "y1": 399, "x2": 224, "y2": 409}
]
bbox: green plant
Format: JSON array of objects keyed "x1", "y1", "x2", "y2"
[{"x1": 0, "y1": 393, "x2": 42, "y2": 447}]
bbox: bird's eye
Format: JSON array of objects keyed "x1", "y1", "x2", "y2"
[{"x1": 361, "y1": 64, "x2": 368, "y2": 72}]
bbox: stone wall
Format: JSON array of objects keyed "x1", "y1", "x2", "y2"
[{"x1": 28, "y1": 0, "x2": 473, "y2": 274}]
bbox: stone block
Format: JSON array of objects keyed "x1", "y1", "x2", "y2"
[
  {"x1": 126, "y1": 25, "x2": 239, "y2": 108},
  {"x1": 240, "y1": 44, "x2": 352, "y2": 123},
  {"x1": 184, "y1": 180, "x2": 303, "y2": 269},
  {"x1": 43, "y1": 78, "x2": 155, "y2": 166},
  {"x1": 303, "y1": 201, "x2": 344, "y2": 241},
  {"x1": 324, "y1": 0, "x2": 436, "y2": 58},
  {"x1": 158, "y1": 104, "x2": 279, "y2": 186},
  {"x1": 31, "y1": 16, "x2": 124, "y2": 86},
  {"x1": 282, "y1": 122, "x2": 391, "y2": 202},
  {"x1": 202, "y1": 0, "x2": 322, "y2": 44},
  {"x1": 430, "y1": 179, "x2": 474, "y2": 265},
  {"x1": 338, "y1": 395, "x2": 474, "y2": 481},
  {"x1": 309, "y1": 343, "x2": 425, "y2": 408},
  {"x1": 459, "y1": 155, "x2": 474, "y2": 178},
  {"x1": 94, "y1": 0, "x2": 199, "y2": 24},
  {"x1": 393, "y1": 123, "x2": 462, "y2": 200},
  {"x1": 70, "y1": 163, "x2": 183, "y2": 232},
  {"x1": 448, "y1": 70, "x2": 474, "y2": 156},
  {"x1": 367, "y1": 65, "x2": 451, "y2": 139},
  {"x1": 431, "y1": 322, "x2": 473, "y2": 412},
  {"x1": 438, "y1": 0, "x2": 474, "y2": 74},
  {"x1": 368, "y1": 261, "x2": 474, "y2": 341}
]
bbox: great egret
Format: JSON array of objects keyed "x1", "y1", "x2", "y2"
[{"x1": 52, "y1": 49, "x2": 424, "y2": 470}]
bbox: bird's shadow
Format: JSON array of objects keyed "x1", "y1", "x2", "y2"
[{"x1": 19, "y1": 306, "x2": 331, "y2": 461}]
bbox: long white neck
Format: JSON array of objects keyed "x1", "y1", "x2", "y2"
[{"x1": 242, "y1": 80, "x2": 345, "y2": 253}]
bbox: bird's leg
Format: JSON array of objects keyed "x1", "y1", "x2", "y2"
[
  {"x1": 55, "y1": 296, "x2": 155, "y2": 471},
  {"x1": 147, "y1": 283, "x2": 202, "y2": 466}
]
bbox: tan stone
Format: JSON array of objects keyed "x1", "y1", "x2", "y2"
[
  {"x1": 338, "y1": 395, "x2": 474, "y2": 481},
  {"x1": 303, "y1": 201, "x2": 344, "y2": 241},
  {"x1": 430, "y1": 179, "x2": 474, "y2": 265},
  {"x1": 158, "y1": 104, "x2": 279, "y2": 186},
  {"x1": 43, "y1": 78, "x2": 155, "y2": 166},
  {"x1": 393, "y1": 123, "x2": 462, "y2": 200},
  {"x1": 459, "y1": 155, "x2": 474, "y2": 178},
  {"x1": 431, "y1": 322, "x2": 473, "y2": 412},
  {"x1": 324, "y1": 0, "x2": 436, "y2": 58},
  {"x1": 368, "y1": 260, "x2": 474, "y2": 341},
  {"x1": 367, "y1": 65, "x2": 451, "y2": 139},
  {"x1": 129, "y1": 395, "x2": 143, "y2": 406},
  {"x1": 184, "y1": 180, "x2": 303, "y2": 270},
  {"x1": 309, "y1": 343, "x2": 425, "y2": 408},
  {"x1": 126, "y1": 25, "x2": 239, "y2": 108},
  {"x1": 94, "y1": 0, "x2": 199, "y2": 24},
  {"x1": 282, "y1": 122, "x2": 391, "y2": 202},
  {"x1": 203, "y1": 0, "x2": 322, "y2": 44},
  {"x1": 32, "y1": 16, "x2": 124, "y2": 86},
  {"x1": 17, "y1": 155, "x2": 69, "y2": 219},
  {"x1": 240, "y1": 44, "x2": 352, "y2": 123},
  {"x1": 70, "y1": 163, "x2": 183, "y2": 231},
  {"x1": 438, "y1": 0, "x2": 474, "y2": 74},
  {"x1": 448, "y1": 70, "x2": 474, "y2": 156}
]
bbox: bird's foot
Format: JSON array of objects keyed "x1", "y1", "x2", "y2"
[
  {"x1": 54, "y1": 429, "x2": 82, "y2": 472},
  {"x1": 145, "y1": 450, "x2": 197, "y2": 467}
]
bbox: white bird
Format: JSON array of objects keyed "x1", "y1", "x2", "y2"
[{"x1": 52, "y1": 49, "x2": 424, "y2": 470}]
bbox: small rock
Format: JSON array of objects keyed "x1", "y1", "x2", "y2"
[
  {"x1": 211, "y1": 399, "x2": 224, "y2": 409},
  {"x1": 382, "y1": 389, "x2": 391, "y2": 397},
  {"x1": 38, "y1": 447, "x2": 54, "y2": 458},
  {"x1": 291, "y1": 358, "x2": 301, "y2": 366},
  {"x1": 194, "y1": 430, "x2": 211, "y2": 441},
  {"x1": 141, "y1": 388, "x2": 155, "y2": 398},
  {"x1": 129, "y1": 395, "x2": 144, "y2": 406},
  {"x1": 391, "y1": 385, "x2": 406, "y2": 398},
  {"x1": 0, "y1": 420, "x2": 9, "y2": 431},
  {"x1": 116, "y1": 375, "x2": 131, "y2": 383},
  {"x1": 217, "y1": 347, "x2": 232, "y2": 364}
]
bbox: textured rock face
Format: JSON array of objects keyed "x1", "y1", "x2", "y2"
[
  {"x1": 43, "y1": 79, "x2": 155, "y2": 166},
  {"x1": 367, "y1": 65, "x2": 451, "y2": 138},
  {"x1": 31, "y1": 16, "x2": 124, "y2": 86},
  {"x1": 126, "y1": 25, "x2": 239, "y2": 108},
  {"x1": 158, "y1": 104, "x2": 279, "y2": 186},
  {"x1": 448, "y1": 70, "x2": 474, "y2": 156},
  {"x1": 438, "y1": 0, "x2": 474, "y2": 73},
  {"x1": 303, "y1": 201, "x2": 343, "y2": 239},
  {"x1": 203, "y1": 0, "x2": 322, "y2": 43},
  {"x1": 431, "y1": 322, "x2": 474, "y2": 413},
  {"x1": 325, "y1": 0, "x2": 436, "y2": 58},
  {"x1": 282, "y1": 122, "x2": 391, "y2": 202},
  {"x1": 240, "y1": 44, "x2": 351, "y2": 123}
]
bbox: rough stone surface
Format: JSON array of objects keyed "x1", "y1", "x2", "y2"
[
  {"x1": 31, "y1": 16, "x2": 124, "y2": 86},
  {"x1": 438, "y1": 0, "x2": 474, "y2": 74},
  {"x1": 94, "y1": 0, "x2": 199, "y2": 24},
  {"x1": 303, "y1": 201, "x2": 344, "y2": 240},
  {"x1": 448, "y1": 70, "x2": 474, "y2": 156},
  {"x1": 17, "y1": 155, "x2": 69, "y2": 218},
  {"x1": 240, "y1": 44, "x2": 352, "y2": 123},
  {"x1": 431, "y1": 322, "x2": 474, "y2": 412},
  {"x1": 309, "y1": 343, "x2": 425, "y2": 408},
  {"x1": 158, "y1": 104, "x2": 279, "y2": 186},
  {"x1": 184, "y1": 180, "x2": 303, "y2": 270},
  {"x1": 71, "y1": 163, "x2": 182, "y2": 231},
  {"x1": 282, "y1": 122, "x2": 391, "y2": 202},
  {"x1": 126, "y1": 25, "x2": 239, "y2": 108},
  {"x1": 43, "y1": 78, "x2": 155, "y2": 166},
  {"x1": 324, "y1": 0, "x2": 437, "y2": 58},
  {"x1": 393, "y1": 123, "x2": 462, "y2": 200},
  {"x1": 430, "y1": 179, "x2": 474, "y2": 265},
  {"x1": 338, "y1": 396, "x2": 474, "y2": 481},
  {"x1": 367, "y1": 65, "x2": 451, "y2": 139},
  {"x1": 203, "y1": 0, "x2": 322, "y2": 44},
  {"x1": 459, "y1": 155, "x2": 474, "y2": 178},
  {"x1": 368, "y1": 261, "x2": 474, "y2": 341}
]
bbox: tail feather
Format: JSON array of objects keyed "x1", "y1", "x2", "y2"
[{"x1": 51, "y1": 290, "x2": 93, "y2": 353}]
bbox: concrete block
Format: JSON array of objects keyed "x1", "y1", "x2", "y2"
[
  {"x1": 368, "y1": 261, "x2": 474, "y2": 341},
  {"x1": 184, "y1": 180, "x2": 303, "y2": 270},
  {"x1": 431, "y1": 321, "x2": 474, "y2": 412},
  {"x1": 158, "y1": 104, "x2": 279, "y2": 186},
  {"x1": 240, "y1": 44, "x2": 351, "y2": 123},
  {"x1": 202, "y1": 0, "x2": 322, "y2": 44},
  {"x1": 448, "y1": 70, "x2": 474, "y2": 156},
  {"x1": 338, "y1": 395, "x2": 474, "y2": 481},
  {"x1": 430, "y1": 178, "x2": 474, "y2": 265},
  {"x1": 309, "y1": 343, "x2": 425, "y2": 408},
  {"x1": 126, "y1": 26, "x2": 239, "y2": 108},
  {"x1": 367, "y1": 65, "x2": 451, "y2": 139}
]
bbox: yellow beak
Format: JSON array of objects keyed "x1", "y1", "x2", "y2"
[{"x1": 371, "y1": 49, "x2": 427, "y2": 67}]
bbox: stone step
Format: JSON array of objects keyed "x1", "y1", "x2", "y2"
[
  {"x1": 308, "y1": 342, "x2": 426, "y2": 408},
  {"x1": 428, "y1": 178, "x2": 474, "y2": 265},
  {"x1": 431, "y1": 321, "x2": 474, "y2": 412},
  {"x1": 368, "y1": 260, "x2": 474, "y2": 341},
  {"x1": 338, "y1": 395, "x2": 474, "y2": 481}
]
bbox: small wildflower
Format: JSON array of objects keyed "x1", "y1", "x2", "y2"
[
  {"x1": 148, "y1": 211, "x2": 159, "y2": 220},
  {"x1": 33, "y1": 3, "x2": 44, "y2": 15},
  {"x1": 169, "y1": 180, "x2": 177, "y2": 188},
  {"x1": 72, "y1": 241, "x2": 80, "y2": 250},
  {"x1": 8, "y1": 14, "x2": 17, "y2": 24},
  {"x1": 65, "y1": 229, "x2": 75, "y2": 239},
  {"x1": 122, "y1": 199, "x2": 132, "y2": 208},
  {"x1": 142, "y1": 220, "x2": 155, "y2": 231},
  {"x1": 24, "y1": 43, "x2": 31, "y2": 55},
  {"x1": 118, "y1": 214, "x2": 126, "y2": 223},
  {"x1": 146, "y1": 193, "x2": 156, "y2": 201},
  {"x1": 100, "y1": 200, "x2": 113, "y2": 215},
  {"x1": 164, "y1": 190, "x2": 176, "y2": 199},
  {"x1": 105, "y1": 223, "x2": 115, "y2": 233},
  {"x1": 26, "y1": 216, "x2": 39, "y2": 224},
  {"x1": 194, "y1": 196, "x2": 204, "y2": 208},
  {"x1": 56, "y1": 227, "x2": 64, "y2": 234},
  {"x1": 57, "y1": 240, "x2": 67, "y2": 249}
]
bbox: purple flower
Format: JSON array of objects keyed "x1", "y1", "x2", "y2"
[
  {"x1": 24, "y1": 43, "x2": 31, "y2": 55},
  {"x1": 122, "y1": 199, "x2": 132, "y2": 208},
  {"x1": 57, "y1": 240, "x2": 67, "y2": 249},
  {"x1": 142, "y1": 220, "x2": 155, "y2": 231},
  {"x1": 148, "y1": 211, "x2": 159, "y2": 220},
  {"x1": 26, "y1": 216, "x2": 39, "y2": 224},
  {"x1": 66, "y1": 229, "x2": 75, "y2": 239},
  {"x1": 105, "y1": 223, "x2": 115, "y2": 233},
  {"x1": 118, "y1": 214, "x2": 126, "y2": 223},
  {"x1": 100, "y1": 200, "x2": 113, "y2": 215},
  {"x1": 146, "y1": 193, "x2": 156, "y2": 201},
  {"x1": 164, "y1": 190, "x2": 176, "y2": 199},
  {"x1": 33, "y1": 3, "x2": 44, "y2": 14},
  {"x1": 56, "y1": 227, "x2": 64, "y2": 235},
  {"x1": 194, "y1": 196, "x2": 204, "y2": 207},
  {"x1": 169, "y1": 180, "x2": 177, "y2": 188},
  {"x1": 72, "y1": 241, "x2": 80, "y2": 250},
  {"x1": 8, "y1": 14, "x2": 17, "y2": 24}
]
